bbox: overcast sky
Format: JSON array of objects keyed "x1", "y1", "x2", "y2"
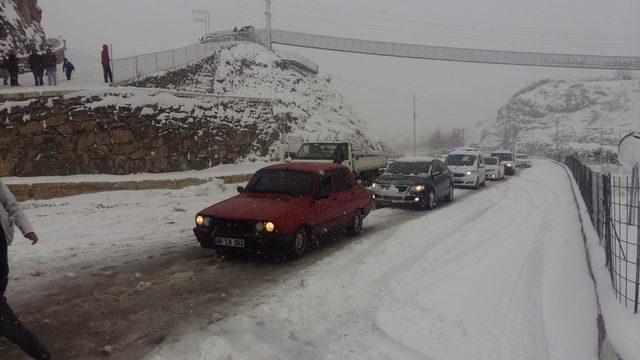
[{"x1": 39, "y1": 0, "x2": 640, "y2": 142}]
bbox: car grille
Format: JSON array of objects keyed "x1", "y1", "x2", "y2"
[
  {"x1": 377, "y1": 195, "x2": 405, "y2": 201},
  {"x1": 211, "y1": 218, "x2": 256, "y2": 237},
  {"x1": 380, "y1": 185, "x2": 409, "y2": 192},
  {"x1": 453, "y1": 173, "x2": 465, "y2": 177}
]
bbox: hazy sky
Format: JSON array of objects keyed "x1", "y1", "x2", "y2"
[{"x1": 39, "y1": 0, "x2": 640, "y2": 142}]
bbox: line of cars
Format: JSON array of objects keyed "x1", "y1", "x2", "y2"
[{"x1": 191, "y1": 141, "x2": 531, "y2": 259}]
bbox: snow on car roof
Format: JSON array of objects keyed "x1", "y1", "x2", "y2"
[{"x1": 394, "y1": 156, "x2": 436, "y2": 162}]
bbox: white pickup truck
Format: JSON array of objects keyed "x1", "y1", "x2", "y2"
[{"x1": 293, "y1": 141, "x2": 389, "y2": 184}]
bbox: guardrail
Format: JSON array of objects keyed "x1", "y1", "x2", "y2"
[{"x1": 112, "y1": 30, "x2": 319, "y2": 83}]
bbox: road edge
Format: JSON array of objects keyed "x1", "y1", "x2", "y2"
[{"x1": 551, "y1": 159, "x2": 621, "y2": 360}]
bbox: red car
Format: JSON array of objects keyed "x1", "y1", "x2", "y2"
[{"x1": 193, "y1": 162, "x2": 373, "y2": 258}]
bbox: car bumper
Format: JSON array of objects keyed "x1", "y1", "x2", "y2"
[
  {"x1": 485, "y1": 172, "x2": 500, "y2": 180},
  {"x1": 372, "y1": 193, "x2": 424, "y2": 206},
  {"x1": 193, "y1": 227, "x2": 292, "y2": 252},
  {"x1": 453, "y1": 176, "x2": 476, "y2": 186}
]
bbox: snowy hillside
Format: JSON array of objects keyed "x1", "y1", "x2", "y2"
[
  {"x1": 474, "y1": 76, "x2": 640, "y2": 158},
  {"x1": 128, "y1": 42, "x2": 387, "y2": 155},
  {"x1": 0, "y1": 0, "x2": 45, "y2": 56}
]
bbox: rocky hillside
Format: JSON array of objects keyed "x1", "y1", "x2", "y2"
[
  {"x1": 0, "y1": 0, "x2": 45, "y2": 56},
  {"x1": 128, "y1": 42, "x2": 387, "y2": 156},
  {"x1": 473, "y1": 75, "x2": 639, "y2": 160}
]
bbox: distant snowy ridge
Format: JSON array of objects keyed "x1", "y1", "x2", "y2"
[
  {"x1": 473, "y1": 75, "x2": 640, "y2": 159},
  {"x1": 127, "y1": 42, "x2": 388, "y2": 156}
]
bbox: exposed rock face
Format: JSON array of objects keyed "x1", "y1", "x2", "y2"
[
  {"x1": 471, "y1": 76, "x2": 639, "y2": 160},
  {"x1": 0, "y1": 0, "x2": 45, "y2": 56},
  {"x1": 0, "y1": 90, "x2": 289, "y2": 177}
]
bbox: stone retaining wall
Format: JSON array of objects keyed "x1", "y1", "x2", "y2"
[{"x1": 0, "y1": 90, "x2": 289, "y2": 177}]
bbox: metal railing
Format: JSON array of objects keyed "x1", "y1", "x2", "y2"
[
  {"x1": 564, "y1": 156, "x2": 640, "y2": 313},
  {"x1": 112, "y1": 42, "x2": 219, "y2": 82},
  {"x1": 112, "y1": 30, "x2": 319, "y2": 83},
  {"x1": 274, "y1": 49, "x2": 319, "y2": 73}
]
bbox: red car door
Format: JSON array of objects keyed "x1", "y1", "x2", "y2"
[
  {"x1": 311, "y1": 174, "x2": 340, "y2": 235},
  {"x1": 330, "y1": 168, "x2": 358, "y2": 227}
]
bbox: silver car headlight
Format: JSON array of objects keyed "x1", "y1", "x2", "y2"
[{"x1": 465, "y1": 171, "x2": 474, "y2": 176}]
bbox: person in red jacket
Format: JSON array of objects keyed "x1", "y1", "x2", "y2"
[
  {"x1": 43, "y1": 49, "x2": 57, "y2": 86},
  {"x1": 101, "y1": 44, "x2": 113, "y2": 83}
]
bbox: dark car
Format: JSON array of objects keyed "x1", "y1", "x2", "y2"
[
  {"x1": 371, "y1": 157, "x2": 454, "y2": 210},
  {"x1": 193, "y1": 162, "x2": 373, "y2": 258}
]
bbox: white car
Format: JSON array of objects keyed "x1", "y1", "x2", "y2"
[
  {"x1": 484, "y1": 156, "x2": 505, "y2": 180},
  {"x1": 515, "y1": 153, "x2": 531, "y2": 168},
  {"x1": 444, "y1": 148, "x2": 487, "y2": 189},
  {"x1": 491, "y1": 150, "x2": 517, "y2": 175}
]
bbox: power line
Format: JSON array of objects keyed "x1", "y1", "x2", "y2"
[
  {"x1": 278, "y1": 1, "x2": 640, "y2": 43},
  {"x1": 331, "y1": 75, "x2": 410, "y2": 100},
  {"x1": 212, "y1": 1, "x2": 263, "y2": 12},
  {"x1": 330, "y1": 75, "x2": 471, "y2": 121}
]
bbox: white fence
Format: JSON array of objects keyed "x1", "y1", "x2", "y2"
[
  {"x1": 112, "y1": 31, "x2": 320, "y2": 83},
  {"x1": 112, "y1": 42, "x2": 219, "y2": 83}
]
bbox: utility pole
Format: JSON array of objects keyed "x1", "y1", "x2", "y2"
[
  {"x1": 265, "y1": 0, "x2": 272, "y2": 51},
  {"x1": 413, "y1": 93, "x2": 417, "y2": 156},
  {"x1": 555, "y1": 118, "x2": 559, "y2": 155}
]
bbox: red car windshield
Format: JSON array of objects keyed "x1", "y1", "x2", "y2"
[{"x1": 244, "y1": 170, "x2": 314, "y2": 196}]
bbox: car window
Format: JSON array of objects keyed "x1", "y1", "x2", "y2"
[
  {"x1": 386, "y1": 161, "x2": 432, "y2": 175},
  {"x1": 445, "y1": 154, "x2": 477, "y2": 166},
  {"x1": 245, "y1": 170, "x2": 313, "y2": 196},
  {"x1": 317, "y1": 175, "x2": 334, "y2": 197},
  {"x1": 485, "y1": 157, "x2": 498, "y2": 165},
  {"x1": 434, "y1": 161, "x2": 445, "y2": 174},
  {"x1": 331, "y1": 169, "x2": 353, "y2": 192}
]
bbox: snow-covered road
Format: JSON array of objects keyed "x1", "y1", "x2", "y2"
[
  {"x1": 149, "y1": 159, "x2": 598, "y2": 360},
  {"x1": 1, "y1": 160, "x2": 599, "y2": 359}
]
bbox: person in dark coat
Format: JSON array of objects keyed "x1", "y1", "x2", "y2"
[
  {"x1": 7, "y1": 53, "x2": 19, "y2": 86},
  {"x1": 43, "y1": 50, "x2": 57, "y2": 86},
  {"x1": 101, "y1": 44, "x2": 113, "y2": 83},
  {"x1": 0, "y1": 181, "x2": 51, "y2": 359},
  {"x1": 28, "y1": 52, "x2": 44, "y2": 86},
  {"x1": 62, "y1": 58, "x2": 75, "y2": 80},
  {"x1": 0, "y1": 57, "x2": 8, "y2": 86}
]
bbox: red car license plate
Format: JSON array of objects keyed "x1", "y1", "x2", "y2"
[{"x1": 214, "y1": 237, "x2": 245, "y2": 248}]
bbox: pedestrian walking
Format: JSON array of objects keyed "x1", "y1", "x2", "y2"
[
  {"x1": 0, "y1": 57, "x2": 9, "y2": 86},
  {"x1": 7, "y1": 53, "x2": 20, "y2": 86},
  {"x1": 28, "y1": 51, "x2": 44, "y2": 86},
  {"x1": 101, "y1": 44, "x2": 113, "y2": 83},
  {"x1": 62, "y1": 58, "x2": 75, "y2": 80},
  {"x1": 43, "y1": 50, "x2": 57, "y2": 86},
  {"x1": 0, "y1": 181, "x2": 51, "y2": 359}
]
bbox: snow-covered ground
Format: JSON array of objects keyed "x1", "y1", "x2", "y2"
[
  {"x1": 1, "y1": 161, "x2": 271, "y2": 185},
  {"x1": 145, "y1": 159, "x2": 598, "y2": 360},
  {"x1": 3, "y1": 159, "x2": 608, "y2": 359}
]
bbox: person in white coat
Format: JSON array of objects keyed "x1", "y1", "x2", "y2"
[{"x1": 0, "y1": 181, "x2": 50, "y2": 359}]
